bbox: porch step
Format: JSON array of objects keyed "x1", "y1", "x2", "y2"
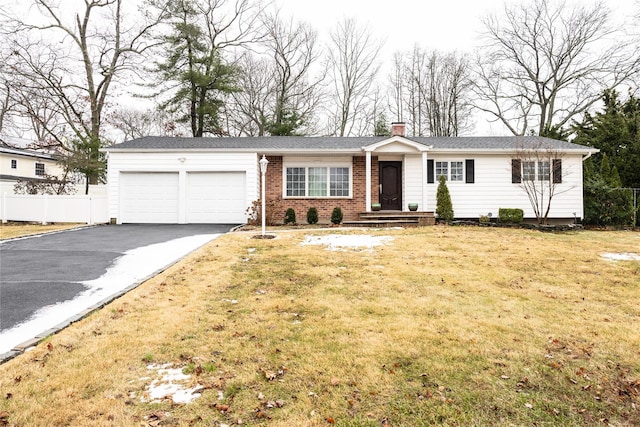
[{"x1": 344, "y1": 211, "x2": 436, "y2": 228}]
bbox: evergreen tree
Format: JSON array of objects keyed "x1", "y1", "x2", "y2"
[
  {"x1": 583, "y1": 153, "x2": 634, "y2": 226},
  {"x1": 436, "y1": 175, "x2": 454, "y2": 223},
  {"x1": 150, "y1": 1, "x2": 241, "y2": 137},
  {"x1": 573, "y1": 89, "x2": 640, "y2": 188}
]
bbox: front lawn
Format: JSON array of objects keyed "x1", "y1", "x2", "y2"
[
  {"x1": 0, "y1": 222, "x2": 84, "y2": 240},
  {"x1": 0, "y1": 227, "x2": 638, "y2": 426}
]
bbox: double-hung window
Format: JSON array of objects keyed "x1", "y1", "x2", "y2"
[
  {"x1": 285, "y1": 165, "x2": 351, "y2": 198},
  {"x1": 435, "y1": 161, "x2": 448, "y2": 181},
  {"x1": 450, "y1": 161, "x2": 464, "y2": 181},
  {"x1": 11, "y1": 159, "x2": 17, "y2": 169},
  {"x1": 35, "y1": 162, "x2": 45, "y2": 176},
  {"x1": 538, "y1": 161, "x2": 550, "y2": 181},
  {"x1": 522, "y1": 161, "x2": 536, "y2": 181}
]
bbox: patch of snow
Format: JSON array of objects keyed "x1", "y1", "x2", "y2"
[
  {"x1": 601, "y1": 252, "x2": 640, "y2": 261},
  {"x1": 300, "y1": 234, "x2": 393, "y2": 251},
  {"x1": 0, "y1": 234, "x2": 220, "y2": 355},
  {"x1": 143, "y1": 364, "x2": 203, "y2": 404}
]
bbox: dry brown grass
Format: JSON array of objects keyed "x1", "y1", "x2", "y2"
[
  {"x1": 0, "y1": 222, "x2": 84, "y2": 240},
  {"x1": 0, "y1": 227, "x2": 638, "y2": 426}
]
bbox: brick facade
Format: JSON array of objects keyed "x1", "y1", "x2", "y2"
[{"x1": 262, "y1": 155, "x2": 379, "y2": 223}]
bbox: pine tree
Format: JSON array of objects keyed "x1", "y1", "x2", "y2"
[{"x1": 436, "y1": 175, "x2": 454, "y2": 223}]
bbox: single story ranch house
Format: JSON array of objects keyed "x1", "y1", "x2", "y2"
[{"x1": 103, "y1": 124, "x2": 597, "y2": 225}]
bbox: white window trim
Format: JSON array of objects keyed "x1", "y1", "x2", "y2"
[
  {"x1": 11, "y1": 159, "x2": 17, "y2": 169},
  {"x1": 282, "y1": 161, "x2": 353, "y2": 199},
  {"x1": 35, "y1": 162, "x2": 45, "y2": 176},
  {"x1": 435, "y1": 160, "x2": 465, "y2": 183}
]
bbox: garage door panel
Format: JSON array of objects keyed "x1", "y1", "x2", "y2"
[
  {"x1": 120, "y1": 173, "x2": 179, "y2": 223},
  {"x1": 187, "y1": 172, "x2": 246, "y2": 223}
]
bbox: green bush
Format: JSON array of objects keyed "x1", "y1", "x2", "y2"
[
  {"x1": 306, "y1": 207, "x2": 319, "y2": 224},
  {"x1": 284, "y1": 208, "x2": 296, "y2": 224},
  {"x1": 479, "y1": 215, "x2": 490, "y2": 223},
  {"x1": 331, "y1": 207, "x2": 343, "y2": 224},
  {"x1": 499, "y1": 208, "x2": 524, "y2": 223},
  {"x1": 435, "y1": 175, "x2": 454, "y2": 223}
]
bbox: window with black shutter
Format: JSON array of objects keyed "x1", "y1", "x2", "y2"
[
  {"x1": 465, "y1": 159, "x2": 475, "y2": 183},
  {"x1": 427, "y1": 159, "x2": 434, "y2": 183},
  {"x1": 511, "y1": 159, "x2": 521, "y2": 183},
  {"x1": 553, "y1": 159, "x2": 562, "y2": 183}
]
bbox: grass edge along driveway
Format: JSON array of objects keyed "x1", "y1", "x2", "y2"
[{"x1": 0, "y1": 227, "x2": 638, "y2": 426}]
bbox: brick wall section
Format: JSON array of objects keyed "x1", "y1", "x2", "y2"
[{"x1": 261, "y1": 155, "x2": 379, "y2": 223}]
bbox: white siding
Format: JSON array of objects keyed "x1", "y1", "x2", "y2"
[
  {"x1": 426, "y1": 153, "x2": 585, "y2": 219},
  {"x1": 106, "y1": 152, "x2": 258, "y2": 224},
  {"x1": 403, "y1": 155, "x2": 425, "y2": 211}
]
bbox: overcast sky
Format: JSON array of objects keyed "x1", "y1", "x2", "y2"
[{"x1": 276, "y1": 0, "x2": 638, "y2": 58}]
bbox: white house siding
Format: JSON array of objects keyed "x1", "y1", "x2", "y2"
[
  {"x1": 426, "y1": 152, "x2": 585, "y2": 220},
  {"x1": 403, "y1": 154, "x2": 425, "y2": 211},
  {"x1": 0, "y1": 151, "x2": 64, "y2": 180},
  {"x1": 106, "y1": 151, "x2": 258, "y2": 224}
]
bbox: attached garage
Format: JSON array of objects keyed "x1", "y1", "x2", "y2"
[
  {"x1": 105, "y1": 144, "x2": 259, "y2": 224},
  {"x1": 120, "y1": 172, "x2": 179, "y2": 223},
  {"x1": 186, "y1": 172, "x2": 247, "y2": 223}
]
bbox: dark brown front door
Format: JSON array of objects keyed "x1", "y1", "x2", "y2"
[{"x1": 379, "y1": 161, "x2": 402, "y2": 210}]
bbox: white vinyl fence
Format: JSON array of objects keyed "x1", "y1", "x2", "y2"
[{"x1": 1, "y1": 193, "x2": 108, "y2": 224}]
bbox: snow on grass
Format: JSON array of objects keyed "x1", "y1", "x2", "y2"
[
  {"x1": 0, "y1": 234, "x2": 220, "y2": 355},
  {"x1": 300, "y1": 234, "x2": 393, "y2": 251},
  {"x1": 600, "y1": 252, "x2": 640, "y2": 261},
  {"x1": 142, "y1": 364, "x2": 203, "y2": 404}
]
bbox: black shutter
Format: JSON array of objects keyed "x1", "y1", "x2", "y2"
[
  {"x1": 465, "y1": 159, "x2": 475, "y2": 183},
  {"x1": 553, "y1": 159, "x2": 562, "y2": 183},
  {"x1": 512, "y1": 159, "x2": 521, "y2": 183},
  {"x1": 427, "y1": 159, "x2": 434, "y2": 183}
]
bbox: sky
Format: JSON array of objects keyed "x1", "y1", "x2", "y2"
[{"x1": 276, "y1": 0, "x2": 638, "y2": 57}]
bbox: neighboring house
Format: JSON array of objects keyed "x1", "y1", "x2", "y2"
[
  {"x1": 103, "y1": 124, "x2": 597, "y2": 225},
  {"x1": 0, "y1": 143, "x2": 66, "y2": 194}
]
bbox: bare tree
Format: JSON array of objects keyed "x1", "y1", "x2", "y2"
[
  {"x1": 109, "y1": 108, "x2": 186, "y2": 140},
  {"x1": 262, "y1": 12, "x2": 323, "y2": 135},
  {"x1": 325, "y1": 18, "x2": 383, "y2": 136},
  {"x1": 1, "y1": 0, "x2": 164, "y2": 190},
  {"x1": 475, "y1": 0, "x2": 640, "y2": 136},
  {"x1": 227, "y1": 54, "x2": 275, "y2": 136},
  {"x1": 387, "y1": 47, "x2": 473, "y2": 137},
  {"x1": 511, "y1": 141, "x2": 573, "y2": 224}
]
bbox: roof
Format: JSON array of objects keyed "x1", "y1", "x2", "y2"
[
  {"x1": 0, "y1": 145, "x2": 59, "y2": 160},
  {"x1": 104, "y1": 135, "x2": 597, "y2": 154}
]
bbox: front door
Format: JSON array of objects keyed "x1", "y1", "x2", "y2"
[{"x1": 379, "y1": 161, "x2": 402, "y2": 210}]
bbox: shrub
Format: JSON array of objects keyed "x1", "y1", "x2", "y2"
[
  {"x1": 245, "y1": 197, "x2": 283, "y2": 226},
  {"x1": 331, "y1": 207, "x2": 343, "y2": 224},
  {"x1": 479, "y1": 215, "x2": 490, "y2": 223},
  {"x1": 284, "y1": 208, "x2": 296, "y2": 225},
  {"x1": 435, "y1": 175, "x2": 454, "y2": 223},
  {"x1": 306, "y1": 207, "x2": 319, "y2": 224},
  {"x1": 499, "y1": 208, "x2": 524, "y2": 223}
]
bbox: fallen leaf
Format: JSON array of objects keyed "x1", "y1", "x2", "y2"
[{"x1": 325, "y1": 416, "x2": 336, "y2": 423}]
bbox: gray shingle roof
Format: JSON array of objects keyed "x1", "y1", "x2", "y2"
[{"x1": 104, "y1": 135, "x2": 595, "y2": 153}]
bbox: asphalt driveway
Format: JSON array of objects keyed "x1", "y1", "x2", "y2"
[{"x1": 0, "y1": 224, "x2": 235, "y2": 354}]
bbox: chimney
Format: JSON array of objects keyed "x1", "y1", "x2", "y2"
[{"x1": 391, "y1": 122, "x2": 405, "y2": 137}]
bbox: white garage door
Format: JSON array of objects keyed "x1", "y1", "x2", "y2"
[
  {"x1": 120, "y1": 172, "x2": 179, "y2": 223},
  {"x1": 187, "y1": 172, "x2": 246, "y2": 223}
]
